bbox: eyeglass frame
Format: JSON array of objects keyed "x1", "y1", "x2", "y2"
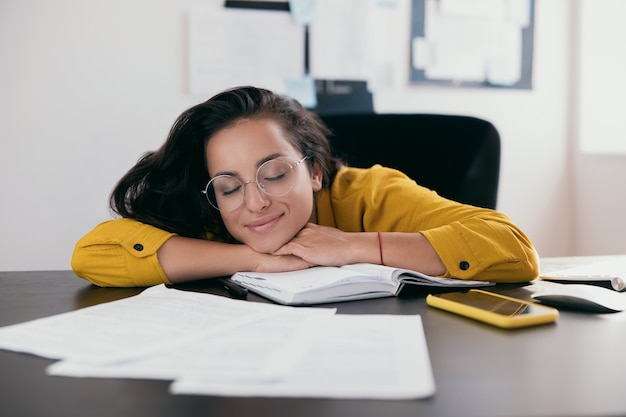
[{"x1": 201, "y1": 155, "x2": 311, "y2": 212}]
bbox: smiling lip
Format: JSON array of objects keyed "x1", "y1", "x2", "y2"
[{"x1": 245, "y1": 214, "x2": 283, "y2": 233}]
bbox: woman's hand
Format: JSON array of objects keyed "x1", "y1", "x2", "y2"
[
  {"x1": 252, "y1": 252, "x2": 315, "y2": 273},
  {"x1": 272, "y1": 223, "x2": 378, "y2": 267}
]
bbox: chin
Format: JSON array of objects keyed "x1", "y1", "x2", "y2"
[{"x1": 246, "y1": 239, "x2": 283, "y2": 254}]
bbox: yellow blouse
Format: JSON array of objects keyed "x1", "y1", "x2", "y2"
[{"x1": 72, "y1": 165, "x2": 539, "y2": 287}]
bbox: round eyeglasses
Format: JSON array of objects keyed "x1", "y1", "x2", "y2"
[{"x1": 202, "y1": 156, "x2": 310, "y2": 212}]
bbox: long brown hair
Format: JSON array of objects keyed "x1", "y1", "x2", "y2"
[{"x1": 110, "y1": 86, "x2": 340, "y2": 240}]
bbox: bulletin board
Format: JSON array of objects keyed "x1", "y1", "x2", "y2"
[{"x1": 410, "y1": 0, "x2": 535, "y2": 89}]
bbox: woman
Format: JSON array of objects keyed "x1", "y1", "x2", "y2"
[{"x1": 72, "y1": 86, "x2": 539, "y2": 287}]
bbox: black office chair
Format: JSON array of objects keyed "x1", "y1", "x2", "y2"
[{"x1": 318, "y1": 114, "x2": 501, "y2": 209}]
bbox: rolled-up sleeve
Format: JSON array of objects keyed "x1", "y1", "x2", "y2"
[
  {"x1": 323, "y1": 165, "x2": 539, "y2": 283},
  {"x1": 421, "y1": 212, "x2": 539, "y2": 282},
  {"x1": 71, "y1": 218, "x2": 176, "y2": 287}
]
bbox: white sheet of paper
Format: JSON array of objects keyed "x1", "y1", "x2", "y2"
[
  {"x1": 0, "y1": 285, "x2": 317, "y2": 365},
  {"x1": 439, "y1": 0, "x2": 507, "y2": 19},
  {"x1": 309, "y1": 0, "x2": 409, "y2": 90},
  {"x1": 171, "y1": 314, "x2": 436, "y2": 400},
  {"x1": 48, "y1": 305, "x2": 335, "y2": 381},
  {"x1": 187, "y1": 4, "x2": 304, "y2": 96}
]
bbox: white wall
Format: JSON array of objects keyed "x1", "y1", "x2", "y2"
[
  {"x1": 571, "y1": 0, "x2": 626, "y2": 255},
  {"x1": 1, "y1": 0, "x2": 620, "y2": 272}
]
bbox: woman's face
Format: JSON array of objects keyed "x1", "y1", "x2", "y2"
[{"x1": 205, "y1": 118, "x2": 323, "y2": 253}]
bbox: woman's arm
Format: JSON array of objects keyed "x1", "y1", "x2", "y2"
[
  {"x1": 157, "y1": 235, "x2": 312, "y2": 284},
  {"x1": 287, "y1": 165, "x2": 539, "y2": 283},
  {"x1": 275, "y1": 215, "x2": 538, "y2": 284},
  {"x1": 71, "y1": 218, "x2": 311, "y2": 287}
]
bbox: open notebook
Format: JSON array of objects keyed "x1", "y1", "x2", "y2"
[
  {"x1": 230, "y1": 263, "x2": 493, "y2": 306},
  {"x1": 539, "y1": 255, "x2": 626, "y2": 292}
]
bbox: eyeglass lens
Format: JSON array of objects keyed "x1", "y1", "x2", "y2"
[{"x1": 205, "y1": 158, "x2": 304, "y2": 211}]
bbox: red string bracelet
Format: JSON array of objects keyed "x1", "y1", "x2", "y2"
[{"x1": 377, "y1": 231, "x2": 385, "y2": 266}]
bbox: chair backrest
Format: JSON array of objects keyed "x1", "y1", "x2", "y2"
[{"x1": 318, "y1": 114, "x2": 501, "y2": 209}]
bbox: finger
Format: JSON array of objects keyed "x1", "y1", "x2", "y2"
[
  {"x1": 275, "y1": 253, "x2": 316, "y2": 270},
  {"x1": 272, "y1": 246, "x2": 289, "y2": 256},
  {"x1": 273, "y1": 241, "x2": 299, "y2": 256}
]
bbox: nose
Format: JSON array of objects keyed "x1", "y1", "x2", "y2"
[{"x1": 241, "y1": 181, "x2": 269, "y2": 211}]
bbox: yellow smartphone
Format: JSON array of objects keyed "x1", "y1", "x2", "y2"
[{"x1": 426, "y1": 289, "x2": 559, "y2": 329}]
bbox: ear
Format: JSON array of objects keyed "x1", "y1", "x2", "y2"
[{"x1": 309, "y1": 161, "x2": 324, "y2": 192}]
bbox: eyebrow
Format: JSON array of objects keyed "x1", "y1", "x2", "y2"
[{"x1": 213, "y1": 152, "x2": 287, "y2": 177}]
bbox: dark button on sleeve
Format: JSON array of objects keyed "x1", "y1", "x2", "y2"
[
  {"x1": 459, "y1": 261, "x2": 470, "y2": 271},
  {"x1": 133, "y1": 243, "x2": 144, "y2": 252}
]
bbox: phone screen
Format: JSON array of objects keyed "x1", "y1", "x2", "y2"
[
  {"x1": 437, "y1": 291, "x2": 539, "y2": 316},
  {"x1": 427, "y1": 290, "x2": 559, "y2": 328}
]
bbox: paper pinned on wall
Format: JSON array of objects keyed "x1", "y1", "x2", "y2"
[
  {"x1": 187, "y1": 4, "x2": 304, "y2": 96},
  {"x1": 439, "y1": 0, "x2": 507, "y2": 19},
  {"x1": 288, "y1": 0, "x2": 318, "y2": 25},
  {"x1": 286, "y1": 75, "x2": 317, "y2": 108},
  {"x1": 309, "y1": 0, "x2": 409, "y2": 91},
  {"x1": 411, "y1": 37, "x2": 431, "y2": 70},
  {"x1": 308, "y1": 0, "x2": 371, "y2": 81}
]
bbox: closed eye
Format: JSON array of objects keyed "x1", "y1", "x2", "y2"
[
  {"x1": 221, "y1": 185, "x2": 242, "y2": 196},
  {"x1": 262, "y1": 172, "x2": 287, "y2": 183}
]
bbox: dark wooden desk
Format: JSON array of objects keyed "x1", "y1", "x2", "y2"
[{"x1": 1, "y1": 270, "x2": 625, "y2": 417}]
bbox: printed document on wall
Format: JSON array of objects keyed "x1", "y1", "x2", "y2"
[
  {"x1": 187, "y1": 4, "x2": 304, "y2": 96},
  {"x1": 309, "y1": 0, "x2": 410, "y2": 91}
]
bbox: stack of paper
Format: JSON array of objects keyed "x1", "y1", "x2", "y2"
[{"x1": 0, "y1": 285, "x2": 435, "y2": 399}]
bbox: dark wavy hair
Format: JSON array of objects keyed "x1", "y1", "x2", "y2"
[{"x1": 110, "y1": 86, "x2": 341, "y2": 241}]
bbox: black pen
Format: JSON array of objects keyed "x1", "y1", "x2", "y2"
[{"x1": 218, "y1": 278, "x2": 248, "y2": 299}]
